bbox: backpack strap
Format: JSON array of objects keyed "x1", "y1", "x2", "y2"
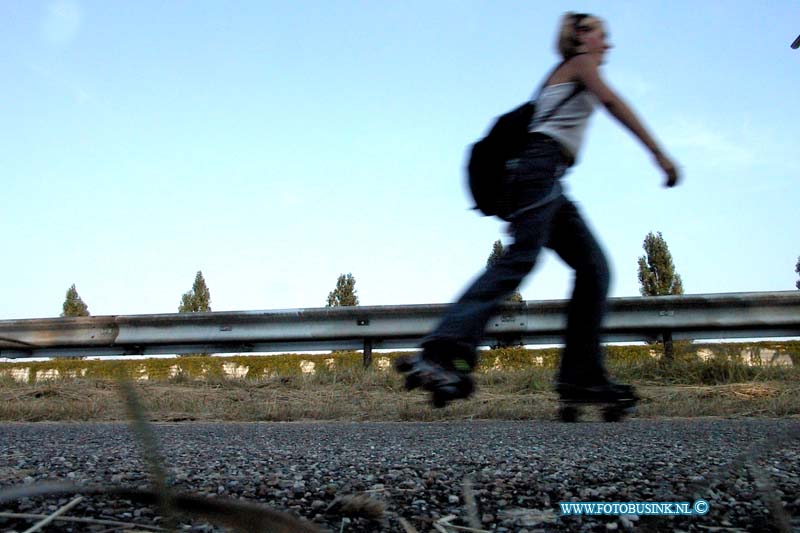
[{"x1": 530, "y1": 58, "x2": 585, "y2": 127}]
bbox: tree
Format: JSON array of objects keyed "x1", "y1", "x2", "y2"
[
  {"x1": 637, "y1": 231, "x2": 684, "y2": 362},
  {"x1": 795, "y1": 256, "x2": 800, "y2": 290},
  {"x1": 326, "y1": 273, "x2": 359, "y2": 307},
  {"x1": 637, "y1": 232, "x2": 684, "y2": 297},
  {"x1": 179, "y1": 271, "x2": 211, "y2": 313},
  {"x1": 61, "y1": 284, "x2": 90, "y2": 317},
  {"x1": 487, "y1": 240, "x2": 523, "y2": 303},
  {"x1": 486, "y1": 240, "x2": 524, "y2": 348},
  {"x1": 178, "y1": 271, "x2": 212, "y2": 358}
]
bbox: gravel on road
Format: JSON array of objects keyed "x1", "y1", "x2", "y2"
[{"x1": 1, "y1": 419, "x2": 799, "y2": 532}]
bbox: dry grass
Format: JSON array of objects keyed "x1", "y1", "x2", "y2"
[
  {"x1": 2, "y1": 347, "x2": 799, "y2": 422},
  {"x1": 1, "y1": 370, "x2": 799, "y2": 422}
]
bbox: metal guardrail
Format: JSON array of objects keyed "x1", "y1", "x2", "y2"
[{"x1": 0, "y1": 291, "x2": 798, "y2": 362}]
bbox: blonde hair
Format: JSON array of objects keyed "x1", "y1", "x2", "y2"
[{"x1": 556, "y1": 12, "x2": 603, "y2": 59}]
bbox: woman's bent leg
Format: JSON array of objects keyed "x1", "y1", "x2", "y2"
[{"x1": 422, "y1": 197, "x2": 564, "y2": 368}]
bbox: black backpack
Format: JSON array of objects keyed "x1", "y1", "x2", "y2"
[{"x1": 466, "y1": 63, "x2": 582, "y2": 220}]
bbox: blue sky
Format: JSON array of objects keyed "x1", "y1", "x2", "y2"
[{"x1": 2, "y1": 1, "x2": 798, "y2": 320}]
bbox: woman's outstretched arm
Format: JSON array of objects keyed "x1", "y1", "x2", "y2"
[{"x1": 571, "y1": 54, "x2": 680, "y2": 187}]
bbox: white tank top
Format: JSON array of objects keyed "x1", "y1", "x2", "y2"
[{"x1": 529, "y1": 82, "x2": 597, "y2": 161}]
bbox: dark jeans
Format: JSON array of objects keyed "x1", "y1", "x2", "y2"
[{"x1": 423, "y1": 135, "x2": 610, "y2": 386}]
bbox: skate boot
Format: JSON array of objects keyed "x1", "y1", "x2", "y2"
[
  {"x1": 555, "y1": 380, "x2": 639, "y2": 423},
  {"x1": 394, "y1": 353, "x2": 474, "y2": 408}
]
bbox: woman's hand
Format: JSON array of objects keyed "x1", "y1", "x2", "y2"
[{"x1": 654, "y1": 152, "x2": 679, "y2": 187}]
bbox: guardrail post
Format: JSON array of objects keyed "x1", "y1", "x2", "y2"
[
  {"x1": 363, "y1": 339, "x2": 373, "y2": 368},
  {"x1": 663, "y1": 330, "x2": 674, "y2": 362}
]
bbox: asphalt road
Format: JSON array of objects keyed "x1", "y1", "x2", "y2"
[{"x1": 1, "y1": 419, "x2": 799, "y2": 532}]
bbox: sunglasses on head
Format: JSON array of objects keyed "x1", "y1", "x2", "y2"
[{"x1": 573, "y1": 13, "x2": 591, "y2": 31}]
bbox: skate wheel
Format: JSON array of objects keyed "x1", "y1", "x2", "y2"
[
  {"x1": 602, "y1": 407, "x2": 625, "y2": 422},
  {"x1": 458, "y1": 375, "x2": 475, "y2": 397},
  {"x1": 404, "y1": 373, "x2": 423, "y2": 391},
  {"x1": 430, "y1": 377, "x2": 474, "y2": 409},
  {"x1": 559, "y1": 405, "x2": 579, "y2": 423},
  {"x1": 431, "y1": 391, "x2": 449, "y2": 409},
  {"x1": 393, "y1": 355, "x2": 417, "y2": 372}
]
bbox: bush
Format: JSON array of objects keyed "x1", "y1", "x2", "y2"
[{"x1": 1, "y1": 342, "x2": 798, "y2": 386}]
